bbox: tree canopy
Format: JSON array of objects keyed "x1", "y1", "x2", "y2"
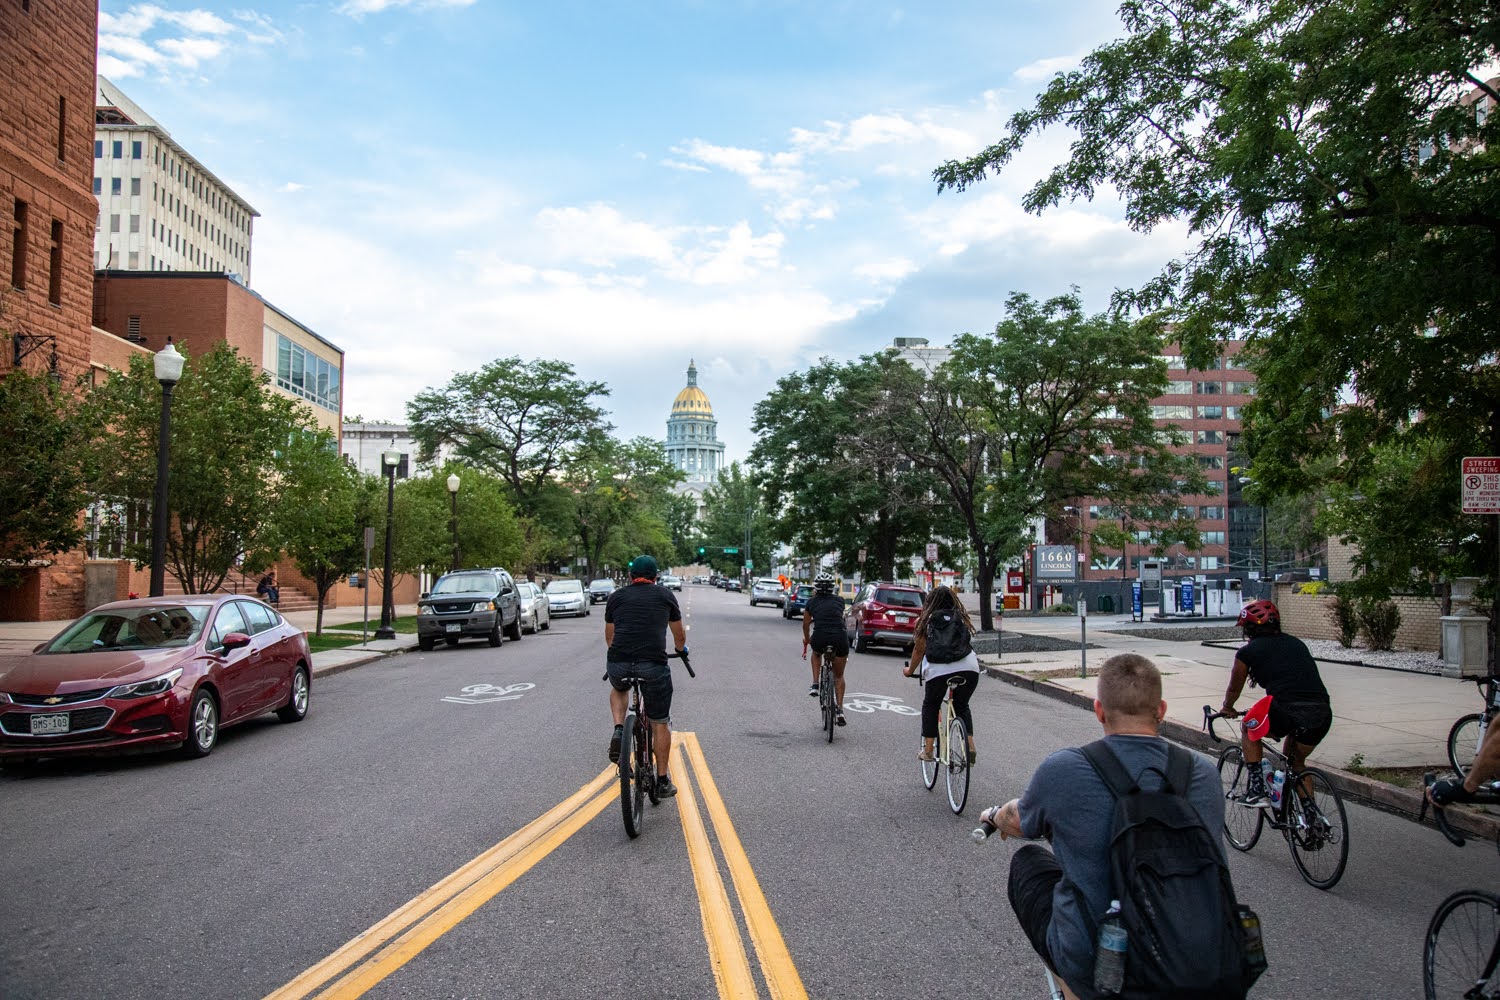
[{"x1": 0, "y1": 364, "x2": 89, "y2": 586}]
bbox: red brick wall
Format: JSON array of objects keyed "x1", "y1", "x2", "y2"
[{"x1": 93, "y1": 272, "x2": 267, "y2": 365}]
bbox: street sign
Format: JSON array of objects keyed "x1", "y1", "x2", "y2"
[
  {"x1": 723, "y1": 547, "x2": 739, "y2": 554},
  {"x1": 1131, "y1": 581, "x2": 1143, "y2": 618},
  {"x1": 1462, "y1": 457, "x2": 1500, "y2": 514},
  {"x1": 1006, "y1": 571, "x2": 1025, "y2": 592},
  {"x1": 1139, "y1": 560, "x2": 1163, "y2": 587},
  {"x1": 1181, "y1": 579, "x2": 1195, "y2": 612},
  {"x1": 1035, "y1": 545, "x2": 1077, "y2": 580},
  {"x1": 746, "y1": 560, "x2": 753, "y2": 570},
  {"x1": 925, "y1": 542, "x2": 939, "y2": 562},
  {"x1": 858, "y1": 548, "x2": 867, "y2": 563}
]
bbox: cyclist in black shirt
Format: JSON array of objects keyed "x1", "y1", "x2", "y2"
[
  {"x1": 605, "y1": 555, "x2": 688, "y2": 798},
  {"x1": 802, "y1": 572, "x2": 849, "y2": 725},
  {"x1": 1219, "y1": 599, "x2": 1333, "y2": 807}
]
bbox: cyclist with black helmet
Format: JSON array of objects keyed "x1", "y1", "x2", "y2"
[
  {"x1": 1219, "y1": 598, "x2": 1333, "y2": 807},
  {"x1": 605, "y1": 555, "x2": 688, "y2": 799},
  {"x1": 802, "y1": 572, "x2": 849, "y2": 726}
]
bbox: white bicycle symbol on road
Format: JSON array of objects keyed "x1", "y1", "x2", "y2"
[
  {"x1": 841, "y1": 692, "x2": 919, "y2": 715},
  {"x1": 441, "y1": 682, "x2": 535, "y2": 705}
]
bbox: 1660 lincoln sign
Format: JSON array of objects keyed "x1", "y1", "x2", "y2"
[{"x1": 1035, "y1": 545, "x2": 1078, "y2": 580}]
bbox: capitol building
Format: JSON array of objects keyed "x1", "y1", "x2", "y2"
[{"x1": 664, "y1": 359, "x2": 726, "y2": 513}]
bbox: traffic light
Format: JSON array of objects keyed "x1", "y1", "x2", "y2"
[{"x1": 697, "y1": 547, "x2": 705, "y2": 555}]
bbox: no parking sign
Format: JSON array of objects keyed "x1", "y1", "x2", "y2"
[{"x1": 1462, "y1": 457, "x2": 1500, "y2": 514}]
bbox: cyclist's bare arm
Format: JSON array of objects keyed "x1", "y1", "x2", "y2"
[
  {"x1": 604, "y1": 622, "x2": 615, "y2": 647},
  {"x1": 1461, "y1": 723, "x2": 1500, "y2": 795},
  {"x1": 903, "y1": 632, "x2": 927, "y2": 677},
  {"x1": 801, "y1": 610, "x2": 812, "y2": 655},
  {"x1": 980, "y1": 799, "x2": 1024, "y2": 840},
  {"x1": 669, "y1": 619, "x2": 687, "y2": 650},
  {"x1": 1219, "y1": 658, "x2": 1250, "y2": 715}
]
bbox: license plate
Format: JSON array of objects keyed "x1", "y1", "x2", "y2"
[
  {"x1": 896, "y1": 615, "x2": 911, "y2": 624},
  {"x1": 30, "y1": 713, "x2": 69, "y2": 735},
  {"x1": 445, "y1": 624, "x2": 463, "y2": 633}
]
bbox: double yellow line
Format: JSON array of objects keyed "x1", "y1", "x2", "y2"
[{"x1": 265, "y1": 733, "x2": 804, "y2": 1000}]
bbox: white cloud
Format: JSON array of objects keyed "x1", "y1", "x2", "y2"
[
  {"x1": 278, "y1": 182, "x2": 306, "y2": 193},
  {"x1": 98, "y1": 3, "x2": 279, "y2": 78},
  {"x1": 854, "y1": 257, "x2": 917, "y2": 282},
  {"x1": 1014, "y1": 53, "x2": 1083, "y2": 83},
  {"x1": 337, "y1": 0, "x2": 476, "y2": 17},
  {"x1": 535, "y1": 204, "x2": 681, "y2": 269}
]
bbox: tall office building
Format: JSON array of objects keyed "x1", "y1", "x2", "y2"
[{"x1": 93, "y1": 77, "x2": 258, "y2": 282}]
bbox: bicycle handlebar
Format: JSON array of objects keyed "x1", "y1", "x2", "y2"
[
  {"x1": 1203, "y1": 705, "x2": 1231, "y2": 743},
  {"x1": 600, "y1": 647, "x2": 694, "y2": 682}
]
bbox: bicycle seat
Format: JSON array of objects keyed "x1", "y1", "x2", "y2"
[{"x1": 946, "y1": 676, "x2": 966, "y2": 688}]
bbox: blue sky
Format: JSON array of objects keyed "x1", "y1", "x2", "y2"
[{"x1": 97, "y1": 0, "x2": 1191, "y2": 465}]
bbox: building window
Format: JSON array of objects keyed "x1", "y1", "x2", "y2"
[
  {"x1": 130, "y1": 178, "x2": 141, "y2": 196},
  {"x1": 1225, "y1": 406, "x2": 1244, "y2": 421},
  {"x1": 1198, "y1": 405, "x2": 1223, "y2": 420},
  {"x1": 109, "y1": 214, "x2": 120, "y2": 233},
  {"x1": 11, "y1": 199, "x2": 27, "y2": 289},
  {"x1": 93, "y1": 177, "x2": 102, "y2": 195},
  {"x1": 1196, "y1": 381, "x2": 1223, "y2": 394},
  {"x1": 1151, "y1": 405, "x2": 1192, "y2": 420},
  {"x1": 1201, "y1": 531, "x2": 1226, "y2": 545},
  {"x1": 1200, "y1": 505, "x2": 1225, "y2": 520},
  {"x1": 129, "y1": 215, "x2": 139, "y2": 233},
  {"x1": 1164, "y1": 380, "x2": 1194, "y2": 394},
  {"x1": 131, "y1": 140, "x2": 142, "y2": 159},
  {"x1": 112, "y1": 140, "x2": 122, "y2": 158},
  {"x1": 56, "y1": 96, "x2": 66, "y2": 161},
  {"x1": 1199, "y1": 556, "x2": 1220, "y2": 570},
  {"x1": 47, "y1": 219, "x2": 62, "y2": 305},
  {"x1": 111, "y1": 177, "x2": 122, "y2": 195},
  {"x1": 127, "y1": 251, "x2": 139, "y2": 268},
  {"x1": 1195, "y1": 429, "x2": 1224, "y2": 444},
  {"x1": 1226, "y1": 381, "x2": 1257, "y2": 396},
  {"x1": 275, "y1": 334, "x2": 341, "y2": 412},
  {"x1": 95, "y1": 139, "x2": 103, "y2": 159},
  {"x1": 1198, "y1": 455, "x2": 1225, "y2": 470}
]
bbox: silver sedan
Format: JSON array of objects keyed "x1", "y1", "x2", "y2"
[{"x1": 517, "y1": 582, "x2": 551, "y2": 634}]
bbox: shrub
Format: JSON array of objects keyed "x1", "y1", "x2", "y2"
[
  {"x1": 1049, "y1": 602, "x2": 1076, "y2": 615},
  {"x1": 1326, "y1": 594, "x2": 1359, "y2": 648},
  {"x1": 1357, "y1": 599, "x2": 1402, "y2": 651}
]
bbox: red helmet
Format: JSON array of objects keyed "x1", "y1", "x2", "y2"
[{"x1": 1237, "y1": 599, "x2": 1280, "y2": 629}]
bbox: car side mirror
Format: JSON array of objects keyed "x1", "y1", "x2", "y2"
[
  {"x1": 222, "y1": 632, "x2": 252, "y2": 650},
  {"x1": 420, "y1": 592, "x2": 430, "y2": 599}
]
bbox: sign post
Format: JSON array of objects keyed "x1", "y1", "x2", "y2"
[
  {"x1": 363, "y1": 526, "x2": 375, "y2": 645},
  {"x1": 1079, "y1": 597, "x2": 1088, "y2": 678}
]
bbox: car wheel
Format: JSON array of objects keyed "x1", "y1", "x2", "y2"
[
  {"x1": 419, "y1": 635, "x2": 435, "y2": 652},
  {"x1": 488, "y1": 620, "x2": 503, "y2": 647},
  {"x1": 277, "y1": 665, "x2": 311, "y2": 723},
  {"x1": 540, "y1": 615, "x2": 550, "y2": 631},
  {"x1": 181, "y1": 688, "x2": 219, "y2": 758},
  {"x1": 505, "y1": 613, "x2": 523, "y2": 642},
  {"x1": 854, "y1": 630, "x2": 870, "y2": 654}
]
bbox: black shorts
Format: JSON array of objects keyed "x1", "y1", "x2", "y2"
[
  {"x1": 1008, "y1": 844, "x2": 1062, "y2": 969},
  {"x1": 606, "y1": 659, "x2": 673, "y2": 724},
  {"x1": 1267, "y1": 699, "x2": 1332, "y2": 746},
  {"x1": 809, "y1": 632, "x2": 849, "y2": 658}
]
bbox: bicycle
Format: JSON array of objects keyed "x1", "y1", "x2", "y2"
[
  {"x1": 1449, "y1": 675, "x2": 1500, "y2": 778},
  {"x1": 611, "y1": 649, "x2": 694, "y2": 839},
  {"x1": 1204, "y1": 705, "x2": 1350, "y2": 890},
  {"x1": 970, "y1": 814, "x2": 1076, "y2": 1000},
  {"x1": 918, "y1": 674, "x2": 971, "y2": 814},
  {"x1": 814, "y1": 644, "x2": 838, "y2": 743},
  {"x1": 1419, "y1": 775, "x2": 1500, "y2": 1000}
]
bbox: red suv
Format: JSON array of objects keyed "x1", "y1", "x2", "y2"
[{"x1": 844, "y1": 582, "x2": 926, "y2": 654}]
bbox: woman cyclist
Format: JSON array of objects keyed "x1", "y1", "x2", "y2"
[
  {"x1": 903, "y1": 585, "x2": 979, "y2": 763},
  {"x1": 802, "y1": 572, "x2": 849, "y2": 726}
]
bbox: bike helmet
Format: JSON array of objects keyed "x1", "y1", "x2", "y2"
[
  {"x1": 1236, "y1": 599, "x2": 1280, "y2": 629},
  {"x1": 813, "y1": 572, "x2": 836, "y2": 593}
]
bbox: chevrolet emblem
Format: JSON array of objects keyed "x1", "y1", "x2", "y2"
[{"x1": 43, "y1": 696, "x2": 63, "y2": 705}]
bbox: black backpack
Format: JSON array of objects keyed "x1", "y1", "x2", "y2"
[
  {"x1": 923, "y1": 611, "x2": 973, "y2": 664},
  {"x1": 1080, "y1": 741, "x2": 1264, "y2": 999}
]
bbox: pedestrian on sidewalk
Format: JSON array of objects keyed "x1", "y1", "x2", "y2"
[
  {"x1": 903, "y1": 584, "x2": 980, "y2": 764},
  {"x1": 256, "y1": 569, "x2": 280, "y2": 606}
]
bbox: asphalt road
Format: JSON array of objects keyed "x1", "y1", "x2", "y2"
[{"x1": 0, "y1": 584, "x2": 1487, "y2": 999}]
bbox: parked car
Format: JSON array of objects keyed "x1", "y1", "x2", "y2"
[
  {"x1": 587, "y1": 579, "x2": 617, "y2": 604},
  {"x1": 750, "y1": 578, "x2": 786, "y2": 608},
  {"x1": 417, "y1": 568, "x2": 524, "y2": 651},
  {"x1": 0, "y1": 595, "x2": 311, "y2": 762},
  {"x1": 516, "y1": 582, "x2": 551, "y2": 634},
  {"x1": 845, "y1": 582, "x2": 926, "y2": 654},
  {"x1": 546, "y1": 579, "x2": 590, "y2": 617},
  {"x1": 783, "y1": 584, "x2": 815, "y2": 620},
  {"x1": 722, "y1": 578, "x2": 743, "y2": 592},
  {"x1": 660, "y1": 574, "x2": 683, "y2": 591}
]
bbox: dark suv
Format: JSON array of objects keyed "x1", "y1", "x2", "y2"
[
  {"x1": 844, "y1": 582, "x2": 926, "y2": 654},
  {"x1": 417, "y1": 568, "x2": 523, "y2": 651}
]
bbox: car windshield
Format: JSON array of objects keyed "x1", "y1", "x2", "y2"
[
  {"x1": 589, "y1": 579, "x2": 614, "y2": 590},
  {"x1": 797, "y1": 586, "x2": 814, "y2": 598},
  {"x1": 45, "y1": 605, "x2": 211, "y2": 653},
  {"x1": 431, "y1": 573, "x2": 498, "y2": 595},
  {"x1": 873, "y1": 588, "x2": 924, "y2": 608},
  {"x1": 547, "y1": 580, "x2": 583, "y2": 594}
]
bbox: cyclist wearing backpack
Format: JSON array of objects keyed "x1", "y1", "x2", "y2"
[
  {"x1": 982, "y1": 653, "x2": 1258, "y2": 999},
  {"x1": 902, "y1": 585, "x2": 979, "y2": 764}
]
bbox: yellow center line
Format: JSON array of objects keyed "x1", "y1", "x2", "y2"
[
  {"x1": 264, "y1": 767, "x2": 615, "y2": 1000},
  {"x1": 679, "y1": 733, "x2": 809, "y2": 1000},
  {"x1": 674, "y1": 734, "x2": 759, "y2": 1000}
]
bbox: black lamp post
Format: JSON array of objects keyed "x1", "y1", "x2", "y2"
[
  {"x1": 376, "y1": 448, "x2": 400, "y2": 639},
  {"x1": 148, "y1": 339, "x2": 185, "y2": 597},
  {"x1": 447, "y1": 472, "x2": 461, "y2": 572}
]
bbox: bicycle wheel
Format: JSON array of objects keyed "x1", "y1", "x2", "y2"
[
  {"x1": 1285, "y1": 768, "x2": 1349, "y2": 889},
  {"x1": 820, "y1": 664, "x2": 835, "y2": 743},
  {"x1": 620, "y1": 712, "x2": 644, "y2": 838},
  {"x1": 1424, "y1": 889, "x2": 1500, "y2": 1000},
  {"x1": 1449, "y1": 713, "x2": 1486, "y2": 778},
  {"x1": 945, "y1": 716, "x2": 970, "y2": 814},
  {"x1": 922, "y1": 702, "x2": 939, "y2": 790},
  {"x1": 641, "y1": 720, "x2": 659, "y2": 806},
  {"x1": 1217, "y1": 746, "x2": 1263, "y2": 851}
]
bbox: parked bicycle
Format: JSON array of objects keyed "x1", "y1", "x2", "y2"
[
  {"x1": 1205, "y1": 705, "x2": 1350, "y2": 889},
  {"x1": 814, "y1": 643, "x2": 838, "y2": 743},
  {"x1": 1449, "y1": 675, "x2": 1500, "y2": 778},
  {"x1": 1419, "y1": 774, "x2": 1500, "y2": 1000},
  {"x1": 919, "y1": 674, "x2": 971, "y2": 814},
  {"x1": 612, "y1": 649, "x2": 693, "y2": 839}
]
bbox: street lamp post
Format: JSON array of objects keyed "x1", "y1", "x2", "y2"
[
  {"x1": 376, "y1": 448, "x2": 400, "y2": 640},
  {"x1": 148, "y1": 339, "x2": 185, "y2": 597},
  {"x1": 447, "y1": 473, "x2": 461, "y2": 573},
  {"x1": 1239, "y1": 477, "x2": 1269, "y2": 597}
]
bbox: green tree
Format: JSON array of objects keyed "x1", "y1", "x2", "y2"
[
  {"x1": 699, "y1": 463, "x2": 772, "y2": 577},
  {"x1": 934, "y1": 0, "x2": 1500, "y2": 655},
  {"x1": 560, "y1": 434, "x2": 683, "y2": 579},
  {"x1": 85, "y1": 342, "x2": 314, "y2": 593},
  {"x1": 750, "y1": 354, "x2": 941, "y2": 582},
  {"x1": 0, "y1": 362, "x2": 89, "y2": 587},
  {"x1": 274, "y1": 430, "x2": 371, "y2": 633},
  {"x1": 397, "y1": 464, "x2": 525, "y2": 575}
]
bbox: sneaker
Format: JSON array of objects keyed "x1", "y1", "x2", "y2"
[
  {"x1": 656, "y1": 775, "x2": 678, "y2": 798},
  {"x1": 808, "y1": 684, "x2": 819, "y2": 697},
  {"x1": 918, "y1": 747, "x2": 936, "y2": 762},
  {"x1": 835, "y1": 709, "x2": 847, "y2": 726},
  {"x1": 1241, "y1": 775, "x2": 1273, "y2": 809},
  {"x1": 607, "y1": 724, "x2": 623, "y2": 764}
]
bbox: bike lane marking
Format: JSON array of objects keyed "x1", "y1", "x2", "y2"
[
  {"x1": 263, "y1": 767, "x2": 615, "y2": 1000},
  {"x1": 678, "y1": 731, "x2": 809, "y2": 1000}
]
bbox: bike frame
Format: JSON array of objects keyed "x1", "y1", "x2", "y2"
[
  {"x1": 818, "y1": 646, "x2": 837, "y2": 743},
  {"x1": 1421, "y1": 778, "x2": 1500, "y2": 999}
]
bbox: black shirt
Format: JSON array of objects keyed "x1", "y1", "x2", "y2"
[
  {"x1": 1237, "y1": 632, "x2": 1329, "y2": 704},
  {"x1": 605, "y1": 582, "x2": 681, "y2": 663},
  {"x1": 804, "y1": 593, "x2": 845, "y2": 637}
]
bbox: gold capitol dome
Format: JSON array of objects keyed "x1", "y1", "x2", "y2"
[{"x1": 671, "y1": 359, "x2": 715, "y2": 417}]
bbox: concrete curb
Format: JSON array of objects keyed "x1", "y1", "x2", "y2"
[
  {"x1": 982, "y1": 661, "x2": 1500, "y2": 843},
  {"x1": 310, "y1": 642, "x2": 420, "y2": 679}
]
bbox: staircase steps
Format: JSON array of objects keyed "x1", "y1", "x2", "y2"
[{"x1": 160, "y1": 568, "x2": 321, "y2": 614}]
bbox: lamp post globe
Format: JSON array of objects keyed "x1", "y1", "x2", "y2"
[
  {"x1": 447, "y1": 473, "x2": 461, "y2": 573},
  {"x1": 148, "y1": 339, "x2": 186, "y2": 597},
  {"x1": 376, "y1": 448, "x2": 401, "y2": 640}
]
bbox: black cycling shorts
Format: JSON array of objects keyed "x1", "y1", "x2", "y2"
[
  {"x1": 1267, "y1": 699, "x2": 1333, "y2": 746},
  {"x1": 606, "y1": 659, "x2": 673, "y2": 724},
  {"x1": 809, "y1": 631, "x2": 849, "y2": 658}
]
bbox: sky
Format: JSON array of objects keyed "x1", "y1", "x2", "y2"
[{"x1": 96, "y1": 0, "x2": 1193, "y2": 467}]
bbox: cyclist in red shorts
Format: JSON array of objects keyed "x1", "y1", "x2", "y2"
[{"x1": 1219, "y1": 599, "x2": 1333, "y2": 808}]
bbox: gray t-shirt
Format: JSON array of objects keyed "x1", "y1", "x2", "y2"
[{"x1": 1017, "y1": 734, "x2": 1226, "y2": 991}]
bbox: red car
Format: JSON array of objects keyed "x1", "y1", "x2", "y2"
[
  {"x1": 844, "y1": 582, "x2": 927, "y2": 654},
  {"x1": 0, "y1": 594, "x2": 312, "y2": 762}
]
